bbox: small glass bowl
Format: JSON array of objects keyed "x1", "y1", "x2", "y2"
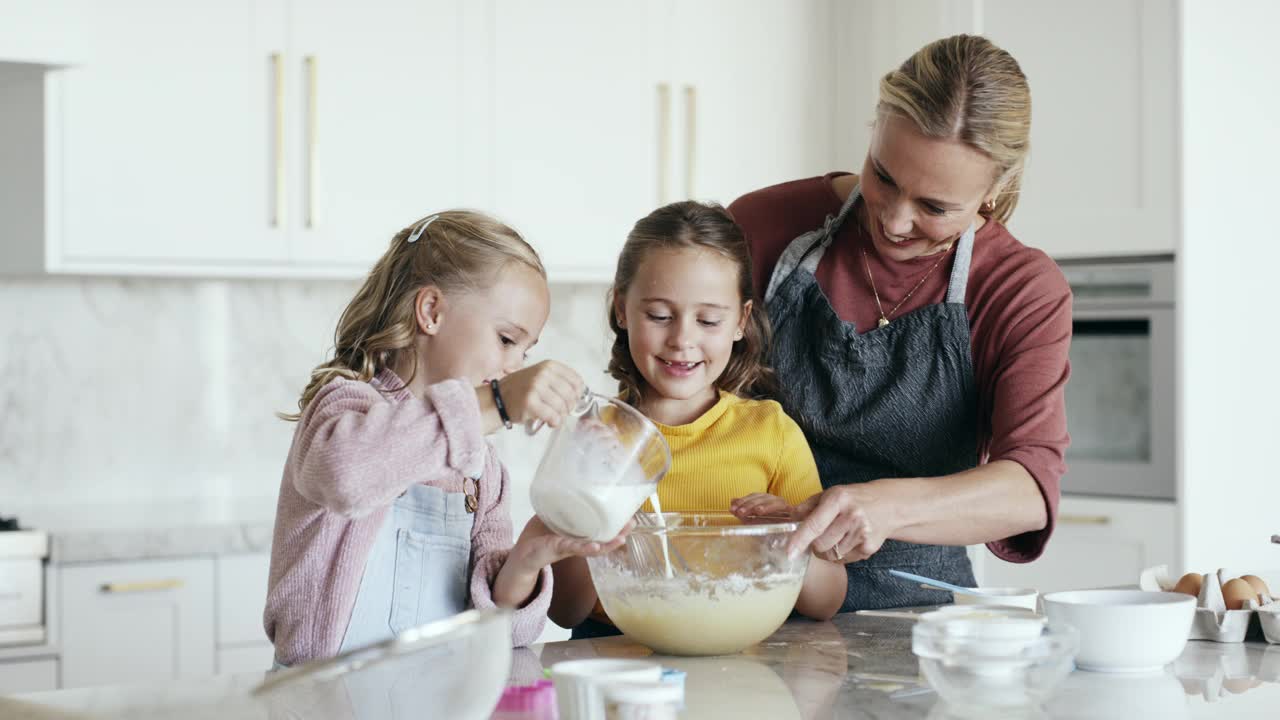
[{"x1": 912, "y1": 613, "x2": 1078, "y2": 710}]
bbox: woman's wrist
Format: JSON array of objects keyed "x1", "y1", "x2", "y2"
[{"x1": 493, "y1": 548, "x2": 543, "y2": 608}]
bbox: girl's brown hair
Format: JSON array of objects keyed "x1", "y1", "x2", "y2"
[
  {"x1": 878, "y1": 34, "x2": 1032, "y2": 224},
  {"x1": 607, "y1": 201, "x2": 776, "y2": 405},
  {"x1": 281, "y1": 210, "x2": 544, "y2": 421}
]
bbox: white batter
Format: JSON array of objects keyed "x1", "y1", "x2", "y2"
[{"x1": 600, "y1": 575, "x2": 804, "y2": 656}]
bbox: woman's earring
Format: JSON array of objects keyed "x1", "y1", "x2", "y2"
[
  {"x1": 734, "y1": 331, "x2": 744, "y2": 341},
  {"x1": 981, "y1": 200, "x2": 995, "y2": 214}
]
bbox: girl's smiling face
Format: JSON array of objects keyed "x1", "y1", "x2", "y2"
[{"x1": 616, "y1": 247, "x2": 750, "y2": 425}]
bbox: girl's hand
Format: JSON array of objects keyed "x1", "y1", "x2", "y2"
[
  {"x1": 493, "y1": 516, "x2": 629, "y2": 609},
  {"x1": 498, "y1": 361, "x2": 586, "y2": 429},
  {"x1": 510, "y1": 516, "x2": 630, "y2": 574},
  {"x1": 730, "y1": 493, "x2": 796, "y2": 523}
]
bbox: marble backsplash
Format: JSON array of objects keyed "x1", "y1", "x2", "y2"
[{"x1": 0, "y1": 277, "x2": 614, "y2": 515}]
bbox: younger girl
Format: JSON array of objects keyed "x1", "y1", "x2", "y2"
[
  {"x1": 548, "y1": 201, "x2": 847, "y2": 638},
  {"x1": 264, "y1": 210, "x2": 626, "y2": 666}
]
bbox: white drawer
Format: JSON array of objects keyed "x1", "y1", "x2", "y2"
[
  {"x1": 0, "y1": 658, "x2": 58, "y2": 694},
  {"x1": 0, "y1": 558, "x2": 43, "y2": 629},
  {"x1": 216, "y1": 553, "x2": 270, "y2": 647}
]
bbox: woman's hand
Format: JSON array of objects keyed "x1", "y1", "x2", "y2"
[
  {"x1": 730, "y1": 493, "x2": 796, "y2": 522},
  {"x1": 493, "y1": 516, "x2": 630, "y2": 609},
  {"x1": 786, "y1": 484, "x2": 895, "y2": 563}
]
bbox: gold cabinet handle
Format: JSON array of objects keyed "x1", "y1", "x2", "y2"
[
  {"x1": 100, "y1": 579, "x2": 185, "y2": 594},
  {"x1": 1060, "y1": 514, "x2": 1112, "y2": 526},
  {"x1": 271, "y1": 53, "x2": 285, "y2": 229},
  {"x1": 656, "y1": 83, "x2": 671, "y2": 205},
  {"x1": 683, "y1": 84, "x2": 696, "y2": 199},
  {"x1": 305, "y1": 55, "x2": 317, "y2": 229}
]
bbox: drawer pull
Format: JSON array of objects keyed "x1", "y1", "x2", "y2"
[
  {"x1": 1060, "y1": 514, "x2": 1111, "y2": 526},
  {"x1": 100, "y1": 579, "x2": 184, "y2": 594}
]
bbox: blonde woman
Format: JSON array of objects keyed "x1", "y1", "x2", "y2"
[
  {"x1": 729, "y1": 35, "x2": 1070, "y2": 611},
  {"x1": 264, "y1": 211, "x2": 627, "y2": 667}
]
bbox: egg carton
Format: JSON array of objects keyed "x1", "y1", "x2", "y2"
[
  {"x1": 1173, "y1": 640, "x2": 1280, "y2": 700},
  {"x1": 1140, "y1": 565, "x2": 1278, "y2": 643}
]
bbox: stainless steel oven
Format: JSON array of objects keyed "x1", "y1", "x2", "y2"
[{"x1": 1058, "y1": 256, "x2": 1175, "y2": 500}]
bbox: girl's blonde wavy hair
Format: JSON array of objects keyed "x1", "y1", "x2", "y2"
[
  {"x1": 281, "y1": 210, "x2": 544, "y2": 421},
  {"x1": 607, "y1": 201, "x2": 777, "y2": 406},
  {"x1": 878, "y1": 34, "x2": 1031, "y2": 224}
]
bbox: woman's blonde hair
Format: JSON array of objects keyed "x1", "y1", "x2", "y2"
[
  {"x1": 281, "y1": 210, "x2": 544, "y2": 421},
  {"x1": 607, "y1": 201, "x2": 777, "y2": 406},
  {"x1": 878, "y1": 34, "x2": 1031, "y2": 224}
]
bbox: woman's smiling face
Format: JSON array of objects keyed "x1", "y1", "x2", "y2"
[{"x1": 859, "y1": 113, "x2": 1001, "y2": 261}]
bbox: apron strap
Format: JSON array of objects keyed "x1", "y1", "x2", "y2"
[
  {"x1": 944, "y1": 222, "x2": 977, "y2": 304},
  {"x1": 764, "y1": 184, "x2": 863, "y2": 305}
]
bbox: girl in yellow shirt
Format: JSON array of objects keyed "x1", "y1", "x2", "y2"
[{"x1": 549, "y1": 201, "x2": 847, "y2": 639}]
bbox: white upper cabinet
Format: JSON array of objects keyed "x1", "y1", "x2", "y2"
[
  {"x1": 491, "y1": 0, "x2": 837, "y2": 282},
  {"x1": 55, "y1": 0, "x2": 285, "y2": 270},
  {"x1": 287, "y1": 1, "x2": 470, "y2": 269},
  {"x1": 490, "y1": 0, "x2": 668, "y2": 282},
  {"x1": 0, "y1": 0, "x2": 89, "y2": 65},
  {"x1": 983, "y1": 0, "x2": 1177, "y2": 258},
  {"x1": 672, "y1": 0, "x2": 835, "y2": 207}
]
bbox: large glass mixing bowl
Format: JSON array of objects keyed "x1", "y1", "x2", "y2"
[{"x1": 588, "y1": 512, "x2": 809, "y2": 656}]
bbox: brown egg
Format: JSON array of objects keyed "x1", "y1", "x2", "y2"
[
  {"x1": 1221, "y1": 578, "x2": 1256, "y2": 610},
  {"x1": 1173, "y1": 572, "x2": 1203, "y2": 597},
  {"x1": 1240, "y1": 574, "x2": 1271, "y2": 599}
]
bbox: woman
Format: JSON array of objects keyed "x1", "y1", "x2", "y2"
[{"x1": 728, "y1": 35, "x2": 1070, "y2": 611}]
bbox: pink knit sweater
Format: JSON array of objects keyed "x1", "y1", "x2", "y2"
[{"x1": 263, "y1": 369, "x2": 551, "y2": 665}]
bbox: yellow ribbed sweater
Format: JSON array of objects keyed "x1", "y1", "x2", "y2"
[{"x1": 641, "y1": 391, "x2": 821, "y2": 513}]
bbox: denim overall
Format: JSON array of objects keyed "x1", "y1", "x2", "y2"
[
  {"x1": 273, "y1": 483, "x2": 474, "y2": 669},
  {"x1": 764, "y1": 183, "x2": 979, "y2": 611}
]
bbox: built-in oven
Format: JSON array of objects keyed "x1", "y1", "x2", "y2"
[{"x1": 1058, "y1": 256, "x2": 1175, "y2": 500}]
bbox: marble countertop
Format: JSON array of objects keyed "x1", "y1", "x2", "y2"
[
  {"x1": 9, "y1": 497, "x2": 278, "y2": 564},
  {"x1": 5, "y1": 611, "x2": 1279, "y2": 719}
]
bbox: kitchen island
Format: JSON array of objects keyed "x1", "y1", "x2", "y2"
[{"x1": 3, "y1": 611, "x2": 1277, "y2": 719}]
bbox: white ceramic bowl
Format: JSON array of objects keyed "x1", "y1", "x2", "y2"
[
  {"x1": 1041, "y1": 590, "x2": 1194, "y2": 673},
  {"x1": 953, "y1": 587, "x2": 1040, "y2": 612}
]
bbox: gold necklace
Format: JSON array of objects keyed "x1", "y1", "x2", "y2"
[{"x1": 860, "y1": 246, "x2": 952, "y2": 328}]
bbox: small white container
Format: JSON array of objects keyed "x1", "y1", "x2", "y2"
[
  {"x1": 550, "y1": 659, "x2": 663, "y2": 720},
  {"x1": 1042, "y1": 589, "x2": 1194, "y2": 673},
  {"x1": 952, "y1": 587, "x2": 1040, "y2": 612},
  {"x1": 603, "y1": 681, "x2": 682, "y2": 720}
]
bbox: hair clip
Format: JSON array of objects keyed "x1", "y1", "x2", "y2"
[{"x1": 407, "y1": 215, "x2": 440, "y2": 243}]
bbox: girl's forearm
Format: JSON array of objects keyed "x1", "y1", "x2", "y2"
[
  {"x1": 794, "y1": 556, "x2": 846, "y2": 621},
  {"x1": 492, "y1": 550, "x2": 542, "y2": 609}
]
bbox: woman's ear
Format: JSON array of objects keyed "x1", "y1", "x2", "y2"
[
  {"x1": 735, "y1": 300, "x2": 753, "y2": 341},
  {"x1": 415, "y1": 286, "x2": 445, "y2": 335}
]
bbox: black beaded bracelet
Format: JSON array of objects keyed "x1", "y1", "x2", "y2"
[{"x1": 489, "y1": 379, "x2": 513, "y2": 430}]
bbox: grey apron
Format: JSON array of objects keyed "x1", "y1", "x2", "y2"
[{"x1": 764, "y1": 183, "x2": 979, "y2": 611}]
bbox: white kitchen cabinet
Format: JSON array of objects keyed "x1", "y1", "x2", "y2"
[
  {"x1": 215, "y1": 553, "x2": 270, "y2": 647},
  {"x1": 285, "y1": 1, "x2": 475, "y2": 269},
  {"x1": 834, "y1": 0, "x2": 1176, "y2": 260},
  {"x1": 974, "y1": 496, "x2": 1178, "y2": 594},
  {"x1": 490, "y1": 1, "x2": 669, "y2": 282},
  {"x1": 1, "y1": 0, "x2": 478, "y2": 278},
  {"x1": 492, "y1": 0, "x2": 836, "y2": 282},
  {"x1": 55, "y1": 0, "x2": 287, "y2": 269},
  {"x1": 982, "y1": 0, "x2": 1177, "y2": 258},
  {"x1": 59, "y1": 558, "x2": 215, "y2": 689},
  {"x1": 0, "y1": 0, "x2": 89, "y2": 66},
  {"x1": 672, "y1": 0, "x2": 835, "y2": 208},
  {"x1": 0, "y1": 658, "x2": 58, "y2": 694}
]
